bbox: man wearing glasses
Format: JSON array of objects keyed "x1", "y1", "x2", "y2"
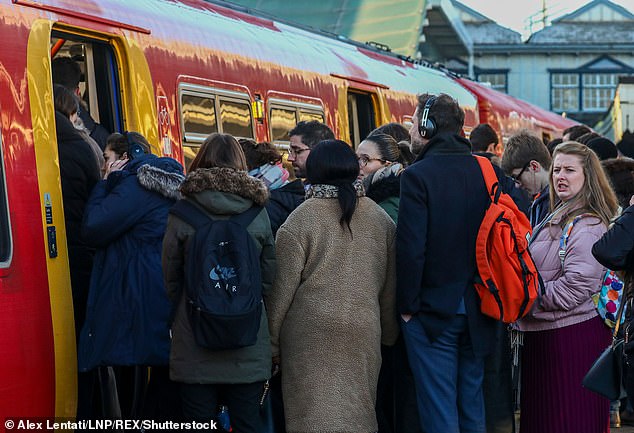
[
  {"x1": 501, "y1": 131, "x2": 553, "y2": 227},
  {"x1": 287, "y1": 120, "x2": 335, "y2": 179}
]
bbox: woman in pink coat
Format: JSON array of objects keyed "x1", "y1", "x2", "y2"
[{"x1": 518, "y1": 141, "x2": 619, "y2": 433}]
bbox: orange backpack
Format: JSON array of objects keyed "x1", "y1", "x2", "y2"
[{"x1": 473, "y1": 156, "x2": 543, "y2": 323}]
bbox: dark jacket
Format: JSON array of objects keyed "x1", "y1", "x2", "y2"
[
  {"x1": 78, "y1": 154, "x2": 184, "y2": 371},
  {"x1": 366, "y1": 174, "x2": 400, "y2": 223},
  {"x1": 396, "y1": 132, "x2": 497, "y2": 357},
  {"x1": 162, "y1": 167, "x2": 276, "y2": 384},
  {"x1": 55, "y1": 110, "x2": 101, "y2": 335},
  {"x1": 266, "y1": 178, "x2": 305, "y2": 236},
  {"x1": 78, "y1": 108, "x2": 110, "y2": 151},
  {"x1": 592, "y1": 205, "x2": 634, "y2": 271},
  {"x1": 530, "y1": 186, "x2": 550, "y2": 228}
]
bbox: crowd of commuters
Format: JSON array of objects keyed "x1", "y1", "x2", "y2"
[{"x1": 53, "y1": 53, "x2": 634, "y2": 433}]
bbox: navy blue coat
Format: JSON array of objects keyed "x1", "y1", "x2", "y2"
[
  {"x1": 78, "y1": 154, "x2": 184, "y2": 371},
  {"x1": 592, "y1": 205, "x2": 634, "y2": 271},
  {"x1": 396, "y1": 133, "x2": 497, "y2": 357},
  {"x1": 266, "y1": 179, "x2": 305, "y2": 236}
]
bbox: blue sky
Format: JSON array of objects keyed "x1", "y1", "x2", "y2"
[{"x1": 458, "y1": 0, "x2": 633, "y2": 39}]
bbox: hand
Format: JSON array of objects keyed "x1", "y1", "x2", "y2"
[
  {"x1": 105, "y1": 158, "x2": 129, "y2": 179},
  {"x1": 630, "y1": 194, "x2": 634, "y2": 207},
  {"x1": 272, "y1": 356, "x2": 281, "y2": 376},
  {"x1": 401, "y1": 313, "x2": 412, "y2": 323}
]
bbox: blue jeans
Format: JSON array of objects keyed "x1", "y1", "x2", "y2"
[{"x1": 401, "y1": 314, "x2": 486, "y2": 433}]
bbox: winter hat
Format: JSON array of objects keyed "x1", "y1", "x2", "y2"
[
  {"x1": 617, "y1": 131, "x2": 634, "y2": 159},
  {"x1": 601, "y1": 158, "x2": 634, "y2": 209},
  {"x1": 587, "y1": 136, "x2": 617, "y2": 161}
]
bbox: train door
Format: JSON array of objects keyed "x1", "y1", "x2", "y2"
[{"x1": 347, "y1": 91, "x2": 376, "y2": 148}]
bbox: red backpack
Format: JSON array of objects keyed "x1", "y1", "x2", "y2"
[{"x1": 473, "y1": 156, "x2": 543, "y2": 323}]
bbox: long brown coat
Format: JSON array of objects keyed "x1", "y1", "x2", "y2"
[{"x1": 268, "y1": 189, "x2": 399, "y2": 433}]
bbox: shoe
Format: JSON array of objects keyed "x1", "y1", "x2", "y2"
[
  {"x1": 621, "y1": 410, "x2": 634, "y2": 426},
  {"x1": 612, "y1": 410, "x2": 621, "y2": 428}
]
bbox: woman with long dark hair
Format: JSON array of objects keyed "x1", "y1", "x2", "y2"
[{"x1": 268, "y1": 139, "x2": 399, "y2": 433}]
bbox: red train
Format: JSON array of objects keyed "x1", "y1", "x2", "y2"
[{"x1": 0, "y1": 0, "x2": 576, "y2": 417}]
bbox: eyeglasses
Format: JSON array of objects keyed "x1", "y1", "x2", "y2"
[
  {"x1": 358, "y1": 155, "x2": 386, "y2": 167},
  {"x1": 511, "y1": 162, "x2": 530, "y2": 184},
  {"x1": 288, "y1": 147, "x2": 310, "y2": 157}
]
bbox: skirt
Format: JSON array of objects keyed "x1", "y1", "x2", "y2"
[{"x1": 520, "y1": 316, "x2": 612, "y2": 433}]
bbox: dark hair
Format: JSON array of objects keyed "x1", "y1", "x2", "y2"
[
  {"x1": 288, "y1": 121, "x2": 335, "y2": 149},
  {"x1": 562, "y1": 125, "x2": 591, "y2": 141},
  {"x1": 397, "y1": 141, "x2": 415, "y2": 166},
  {"x1": 190, "y1": 133, "x2": 247, "y2": 171},
  {"x1": 364, "y1": 132, "x2": 399, "y2": 160},
  {"x1": 371, "y1": 122, "x2": 410, "y2": 144},
  {"x1": 306, "y1": 139, "x2": 359, "y2": 232},
  {"x1": 546, "y1": 137, "x2": 563, "y2": 155},
  {"x1": 576, "y1": 132, "x2": 601, "y2": 145},
  {"x1": 602, "y1": 158, "x2": 634, "y2": 209},
  {"x1": 587, "y1": 137, "x2": 618, "y2": 161},
  {"x1": 105, "y1": 132, "x2": 150, "y2": 158},
  {"x1": 238, "y1": 139, "x2": 282, "y2": 171},
  {"x1": 470, "y1": 123, "x2": 498, "y2": 152},
  {"x1": 617, "y1": 130, "x2": 634, "y2": 158},
  {"x1": 52, "y1": 56, "x2": 82, "y2": 91},
  {"x1": 415, "y1": 93, "x2": 464, "y2": 135},
  {"x1": 53, "y1": 84, "x2": 78, "y2": 118},
  {"x1": 501, "y1": 130, "x2": 552, "y2": 174}
]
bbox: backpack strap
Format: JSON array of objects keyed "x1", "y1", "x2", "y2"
[
  {"x1": 231, "y1": 205, "x2": 264, "y2": 228},
  {"x1": 474, "y1": 155, "x2": 502, "y2": 204},
  {"x1": 558, "y1": 213, "x2": 596, "y2": 266},
  {"x1": 169, "y1": 199, "x2": 212, "y2": 230}
]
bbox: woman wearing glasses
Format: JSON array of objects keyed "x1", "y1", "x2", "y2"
[{"x1": 356, "y1": 132, "x2": 412, "y2": 223}]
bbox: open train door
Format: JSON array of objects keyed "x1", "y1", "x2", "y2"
[{"x1": 24, "y1": 18, "x2": 156, "y2": 418}]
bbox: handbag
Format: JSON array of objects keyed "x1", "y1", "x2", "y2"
[{"x1": 582, "y1": 298, "x2": 626, "y2": 400}]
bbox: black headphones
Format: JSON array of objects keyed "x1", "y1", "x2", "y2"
[
  {"x1": 123, "y1": 131, "x2": 146, "y2": 160},
  {"x1": 418, "y1": 96, "x2": 437, "y2": 139}
]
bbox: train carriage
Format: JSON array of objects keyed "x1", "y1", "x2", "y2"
[{"x1": 0, "y1": 0, "x2": 574, "y2": 417}]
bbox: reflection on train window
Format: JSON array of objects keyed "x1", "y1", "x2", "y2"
[
  {"x1": 298, "y1": 111, "x2": 324, "y2": 124},
  {"x1": 182, "y1": 94, "x2": 218, "y2": 140},
  {"x1": 182, "y1": 145, "x2": 200, "y2": 173},
  {"x1": 219, "y1": 99, "x2": 253, "y2": 138},
  {"x1": 270, "y1": 108, "x2": 296, "y2": 142},
  {"x1": 0, "y1": 137, "x2": 12, "y2": 266}
]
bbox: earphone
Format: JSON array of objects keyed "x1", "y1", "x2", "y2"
[
  {"x1": 123, "y1": 131, "x2": 146, "y2": 160},
  {"x1": 418, "y1": 96, "x2": 437, "y2": 139}
]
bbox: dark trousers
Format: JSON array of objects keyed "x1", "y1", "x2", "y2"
[
  {"x1": 181, "y1": 382, "x2": 264, "y2": 433},
  {"x1": 402, "y1": 314, "x2": 486, "y2": 433},
  {"x1": 483, "y1": 323, "x2": 515, "y2": 433}
]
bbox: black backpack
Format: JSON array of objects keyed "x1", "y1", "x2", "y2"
[{"x1": 169, "y1": 199, "x2": 263, "y2": 350}]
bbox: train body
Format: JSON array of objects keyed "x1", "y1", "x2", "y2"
[{"x1": 0, "y1": 0, "x2": 576, "y2": 417}]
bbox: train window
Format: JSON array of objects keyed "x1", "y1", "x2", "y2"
[
  {"x1": 218, "y1": 99, "x2": 253, "y2": 138},
  {"x1": 270, "y1": 108, "x2": 296, "y2": 142},
  {"x1": 298, "y1": 111, "x2": 324, "y2": 124},
  {"x1": 182, "y1": 94, "x2": 218, "y2": 141},
  {"x1": 0, "y1": 135, "x2": 11, "y2": 266},
  {"x1": 347, "y1": 92, "x2": 376, "y2": 148}
]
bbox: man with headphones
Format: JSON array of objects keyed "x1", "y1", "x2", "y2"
[{"x1": 397, "y1": 94, "x2": 497, "y2": 433}]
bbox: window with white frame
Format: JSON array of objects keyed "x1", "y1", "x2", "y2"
[
  {"x1": 551, "y1": 73, "x2": 579, "y2": 112},
  {"x1": 0, "y1": 134, "x2": 11, "y2": 266},
  {"x1": 582, "y1": 73, "x2": 618, "y2": 111}
]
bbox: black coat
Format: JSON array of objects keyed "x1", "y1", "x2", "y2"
[
  {"x1": 56, "y1": 111, "x2": 101, "y2": 334},
  {"x1": 396, "y1": 133, "x2": 497, "y2": 357},
  {"x1": 592, "y1": 205, "x2": 634, "y2": 271},
  {"x1": 266, "y1": 179, "x2": 305, "y2": 236}
]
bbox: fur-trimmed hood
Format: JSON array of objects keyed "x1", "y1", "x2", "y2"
[
  {"x1": 366, "y1": 173, "x2": 400, "y2": 205},
  {"x1": 180, "y1": 167, "x2": 269, "y2": 206},
  {"x1": 138, "y1": 164, "x2": 184, "y2": 201}
]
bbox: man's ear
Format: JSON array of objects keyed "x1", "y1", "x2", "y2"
[{"x1": 530, "y1": 160, "x2": 542, "y2": 172}]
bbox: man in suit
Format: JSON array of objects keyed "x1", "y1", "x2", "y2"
[{"x1": 397, "y1": 93, "x2": 497, "y2": 433}]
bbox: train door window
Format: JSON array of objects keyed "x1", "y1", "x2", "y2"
[
  {"x1": 0, "y1": 135, "x2": 11, "y2": 266},
  {"x1": 51, "y1": 33, "x2": 122, "y2": 135},
  {"x1": 347, "y1": 92, "x2": 376, "y2": 148},
  {"x1": 218, "y1": 98, "x2": 253, "y2": 138}
]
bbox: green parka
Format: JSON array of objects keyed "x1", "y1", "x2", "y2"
[{"x1": 162, "y1": 167, "x2": 276, "y2": 384}]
